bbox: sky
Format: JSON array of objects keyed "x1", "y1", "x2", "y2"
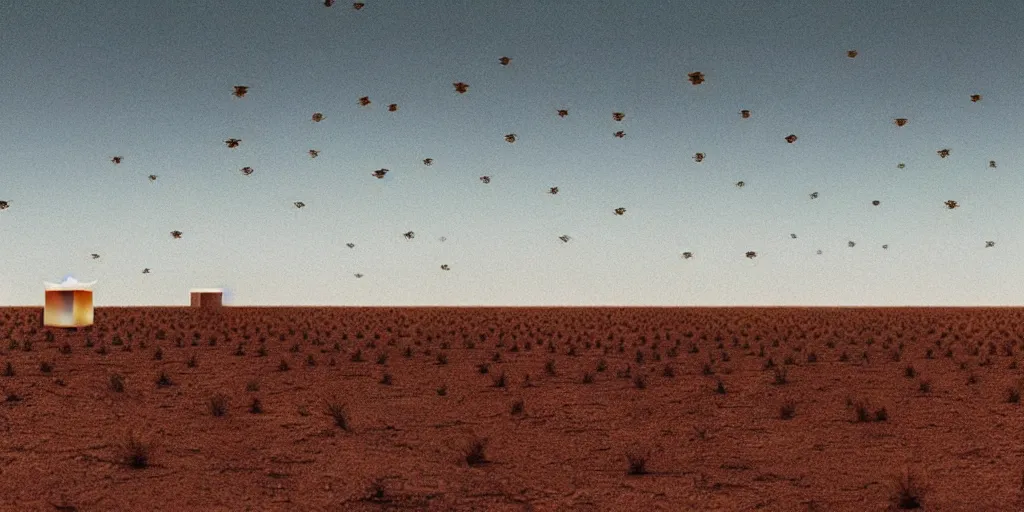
[{"x1": 1, "y1": 0, "x2": 1023, "y2": 307}]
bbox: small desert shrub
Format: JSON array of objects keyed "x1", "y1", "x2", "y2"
[
  {"x1": 510, "y1": 399, "x2": 524, "y2": 416},
  {"x1": 245, "y1": 380, "x2": 260, "y2": 392},
  {"x1": 1007, "y1": 386, "x2": 1021, "y2": 404},
  {"x1": 625, "y1": 449, "x2": 649, "y2": 475},
  {"x1": 918, "y1": 380, "x2": 932, "y2": 393},
  {"x1": 324, "y1": 401, "x2": 350, "y2": 431},
  {"x1": 186, "y1": 354, "x2": 198, "y2": 368},
  {"x1": 121, "y1": 433, "x2": 150, "y2": 469},
  {"x1": 278, "y1": 359, "x2": 290, "y2": 371},
  {"x1": 890, "y1": 469, "x2": 927, "y2": 509},
  {"x1": 662, "y1": 364, "x2": 675, "y2": 378},
  {"x1": 403, "y1": 347, "x2": 413, "y2": 358},
  {"x1": 289, "y1": 343, "x2": 301, "y2": 353},
  {"x1": 257, "y1": 345, "x2": 268, "y2": 357},
  {"x1": 904, "y1": 365, "x2": 916, "y2": 378},
  {"x1": 779, "y1": 400, "x2": 796, "y2": 420},
  {"x1": 772, "y1": 367, "x2": 788, "y2": 385},
  {"x1": 249, "y1": 397, "x2": 263, "y2": 414},
  {"x1": 783, "y1": 355, "x2": 796, "y2": 365},
  {"x1": 376, "y1": 352, "x2": 389, "y2": 365},
  {"x1": 351, "y1": 349, "x2": 365, "y2": 362},
  {"x1": 874, "y1": 407, "x2": 889, "y2": 421},
  {"x1": 806, "y1": 352, "x2": 818, "y2": 363},
  {"x1": 839, "y1": 352, "x2": 849, "y2": 362},
  {"x1": 39, "y1": 361, "x2": 53, "y2": 374},
  {"x1": 436, "y1": 353, "x2": 449, "y2": 365},
  {"x1": 967, "y1": 373, "x2": 978, "y2": 385},
  {"x1": 478, "y1": 363, "x2": 490, "y2": 374},
  {"x1": 380, "y1": 373, "x2": 393, "y2": 385},
  {"x1": 715, "y1": 380, "x2": 726, "y2": 394},
  {"x1": 492, "y1": 371, "x2": 507, "y2": 388},
  {"x1": 306, "y1": 354, "x2": 316, "y2": 366},
  {"x1": 59, "y1": 343, "x2": 72, "y2": 355},
  {"x1": 632, "y1": 373, "x2": 647, "y2": 389},
  {"x1": 544, "y1": 359, "x2": 557, "y2": 375},
  {"x1": 436, "y1": 385, "x2": 448, "y2": 396},
  {"x1": 153, "y1": 348, "x2": 163, "y2": 361},
  {"x1": 156, "y1": 372, "x2": 173, "y2": 387},
  {"x1": 596, "y1": 359, "x2": 607, "y2": 372},
  {"x1": 234, "y1": 344, "x2": 245, "y2": 356},
  {"x1": 702, "y1": 362, "x2": 714, "y2": 375},
  {"x1": 582, "y1": 371, "x2": 595, "y2": 384},
  {"x1": 463, "y1": 437, "x2": 489, "y2": 466},
  {"x1": 208, "y1": 394, "x2": 229, "y2": 417},
  {"x1": 492, "y1": 351, "x2": 502, "y2": 362},
  {"x1": 109, "y1": 373, "x2": 126, "y2": 392}
]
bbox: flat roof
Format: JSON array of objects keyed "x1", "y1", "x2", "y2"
[{"x1": 190, "y1": 288, "x2": 224, "y2": 293}]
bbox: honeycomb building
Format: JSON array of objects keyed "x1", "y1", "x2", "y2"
[
  {"x1": 43, "y1": 277, "x2": 95, "y2": 327},
  {"x1": 190, "y1": 288, "x2": 223, "y2": 309}
]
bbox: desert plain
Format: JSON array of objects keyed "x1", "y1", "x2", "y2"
[{"x1": 0, "y1": 306, "x2": 1022, "y2": 511}]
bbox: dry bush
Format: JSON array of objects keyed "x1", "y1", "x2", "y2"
[
  {"x1": 109, "y1": 374, "x2": 126, "y2": 393},
  {"x1": 120, "y1": 432, "x2": 150, "y2": 469},
  {"x1": 208, "y1": 394, "x2": 229, "y2": 416},
  {"x1": 779, "y1": 400, "x2": 796, "y2": 420},
  {"x1": 462, "y1": 437, "x2": 489, "y2": 466},
  {"x1": 889, "y1": 469, "x2": 927, "y2": 509},
  {"x1": 324, "y1": 400, "x2": 350, "y2": 431},
  {"x1": 625, "y1": 448, "x2": 650, "y2": 475}
]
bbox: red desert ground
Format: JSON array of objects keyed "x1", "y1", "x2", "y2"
[{"x1": 1, "y1": 306, "x2": 1022, "y2": 511}]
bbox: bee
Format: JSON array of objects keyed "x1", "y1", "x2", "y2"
[
  {"x1": 232, "y1": 85, "x2": 248, "y2": 98},
  {"x1": 970, "y1": 94, "x2": 981, "y2": 102},
  {"x1": 872, "y1": 200, "x2": 880, "y2": 206},
  {"x1": 403, "y1": 231, "x2": 415, "y2": 239},
  {"x1": 816, "y1": 249, "x2": 823, "y2": 255},
  {"x1": 346, "y1": 243, "x2": 355, "y2": 248},
  {"x1": 989, "y1": 160, "x2": 997, "y2": 168},
  {"x1": 358, "y1": 96, "x2": 371, "y2": 106},
  {"x1": 735, "y1": 181, "x2": 745, "y2": 188},
  {"x1": 848, "y1": 241, "x2": 856, "y2": 247},
  {"x1": 441, "y1": 264, "x2": 450, "y2": 270},
  {"x1": 171, "y1": 230, "x2": 183, "y2": 239},
  {"x1": 985, "y1": 241, "x2": 995, "y2": 248},
  {"x1": 687, "y1": 71, "x2": 705, "y2": 85},
  {"x1": 294, "y1": 201, "x2": 305, "y2": 209},
  {"x1": 613, "y1": 131, "x2": 626, "y2": 138},
  {"x1": 111, "y1": 156, "x2": 123, "y2": 164},
  {"x1": 309, "y1": 149, "x2": 320, "y2": 158},
  {"x1": 944, "y1": 200, "x2": 959, "y2": 209},
  {"x1": 499, "y1": 56, "x2": 511, "y2": 66},
  {"x1": 387, "y1": 103, "x2": 398, "y2": 112},
  {"x1": 693, "y1": 152, "x2": 705, "y2": 163},
  {"x1": 423, "y1": 158, "x2": 434, "y2": 166},
  {"x1": 353, "y1": 2, "x2": 364, "y2": 9},
  {"x1": 809, "y1": 192, "x2": 819, "y2": 199},
  {"x1": 148, "y1": 175, "x2": 158, "y2": 181},
  {"x1": 241, "y1": 167, "x2": 254, "y2": 175},
  {"x1": 225, "y1": 138, "x2": 241, "y2": 148},
  {"x1": 480, "y1": 176, "x2": 491, "y2": 184},
  {"x1": 548, "y1": 187, "x2": 559, "y2": 195},
  {"x1": 745, "y1": 251, "x2": 757, "y2": 259},
  {"x1": 0, "y1": 201, "x2": 8, "y2": 210},
  {"x1": 372, "y1": 168, "x2": 388, "y2": 179},
  {"x1": 785, "y1": 134, "x2": 798, "y2": 144},
  {"x1": 897, "y1": 163, "x2": 906, "y2": 169},
  {"x1": 937, "y1": 149, "x2": 950, "y2": 158},
  {"x1": 453, "y1": 82, "x2": 469, "y2": 94},
  {"x1": 91, "y1": 253, "x2": 101, "y2": 260},
  {"x1": 681, "y1": 251, "x2": 693, "y2": 259},
  {"x1": 439, "y1": 236, "x2": 447, "y2": 242},
  {"x1": 790, "y1": 234, "x2": 797, "y2": 239},
  {"x1": 142, "y1": 268, "x2": 151, "y2": 274},
  {"x1": 847, "y1": 50, "x2": 858, "y2": 58},
  {"x1": 311, "y1": 112, "x2": 325, "y2": 122},
  {"x1": 614, "y1": 207, "x2": 626, "y2": 215},
  {"x1": 504, "y1": 134, "x2": 517, "y2": 143},
  {"x1": 559, "y1": 235, "x2": 571, "y2": 243},
  {"x1": 894, "y1": 118, "x2": 908, "y2": 127},
  {"x1": 557, "y1": 109, "x2": 568, "y2": 118},
  {"x1": 882, "y1": 244, "x2": 889, "y2": 249},
  {"x1": 324, "y1": 0, "x2": 334, "y2": 6},
  {"x1": 354, "y1": 273, "x2": 364, "y2": 278},
  {"x1": 612, "y1": 112, "x2": 625, "y2": 121},
  {"x1": 739, "y1": 110, "x2": 751, "y2": 119}
]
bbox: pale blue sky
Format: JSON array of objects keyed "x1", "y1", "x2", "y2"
[{"x1": 1, "y1": 0, "x2": 1022, "y2": 306}]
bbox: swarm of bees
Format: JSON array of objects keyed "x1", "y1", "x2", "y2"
[
  {"x1": 559, "y1": 235, "x2": 571, "y2": 243},
  {"x1": 745, "y1": 251, "x2": 757, "y2": 259},
  {"x1": 548, "y1": 187, "x2": 559, "y2": 195},
  {"x1": 612, "y1": 112, "x2": 625, "y2": 121},
  {"x1": 937, "y1": 149, "x2": 951, "y2": 158},
  {"x1": 309, "y1": 149, "x2": 319, "y2": 158},
  {"x1": 225, "y1": 138, "x2": 241, "y2": 148},
  {"x1": 735, "y1": 181, "x2": 745, "y2": 188},
  {"x1": 441, "y1": 264, "x2": 450, "y2": 270},
  {"x1": 358, "y1": 96, "x2": 371, "y2": 106},
  {"x1": 848, "y1": 241, "x2": 856, "y2": 247},
  {"x1": 171, "y1": 230, "x2": 183, "y2": 239},
  {"x1": 740, "y1": 110, "x2": 751, "y2": 119},
  {"x1": 294, "y1": 202, "x2": 305, "y2": 209},
  {"x1": 403, "y1": 231, "x2": 415, "y2": 239},
  {"x1": 810, "y1": 192, "x2": 819, "y2": 199},
  {"x1": 847, "y1": 50, "x2": 858, "y2": 58},
  {"x1": 148, "y1": 175, "x2": 158, "y2": 181},
  {"x1": 453, "y1": 82, "x2": 469, "y2": 94},
  {"x1": 557, "y1": 109, "x2": 568, "y2": 118},
  {"x1": 681, "y1": 252, "x2": 693, "y2": 259},
  {"x1": 872, "y1": 200, "x2": 880, "y2": 206},
  {"x1": 0, "y1": 201, "x2": 8, "y2": 210},
  {"x1": 241, "y1": 167, "x2": 254, "y2": 175},
  {"x1": 894, "y1": 118, "x2": 908, "y2": 127},
  {"x1": 346, "y1": 243, "x2": 355, "y2": 248},
  {"x1": 111, "y1": 156, "x2": 123, "y2": 164},
  {"x1": 232, "y1": 85, "x2": 248, "y2": 98},
  {"x1": 985, "y1": 241, "x2": 995, "y2": 248},
  {"x1": 687, "y1": 72, "x2": 705, "y2": 85},
  {"x1": 372, "y1": 168, "x2": 388, "y2": 179},
  {"x1": 387, "y1": 104, "x2": 398, "y2": 112},
  {"x1": 944, "y1": 200, "x2": 959, "y2": 209},
  {"x1": 785, "y1": 134, "x2": 798, "y2": 144},
  {"x1": 970, "y1": 94, "x2": 981, "y2": 102},
  {"x1": 499, "y1": 56, "x2": 511, "y2": 66},
  {"x1": 91, "y1": 253, "x2": 100, "y2": 260},
  {"x1": 693, "y1": 152, "x2": 705, "y2": 163},
  {"x1": 423, "y1": 158, "x2": 434, "y2": 166},
  {"x1": 480, "y1": 176, "x2": 491, "y2": 184},
  {"x1": 311, "y1": 112, "x2": 325, "y2": 122},
  {"x1": 614, "y1": 208, "x2": 626, "y2": 215},
  {"x1": 613, "y1": 131, "x2": 625, "y2": 138},
  {"x1": 504, "y1": 134, "x2": 517, "y2": 143}
]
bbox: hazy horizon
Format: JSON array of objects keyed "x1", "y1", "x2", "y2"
[{"x1": 2, "y1": 0, "x2": 1023, "y2": 307}]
